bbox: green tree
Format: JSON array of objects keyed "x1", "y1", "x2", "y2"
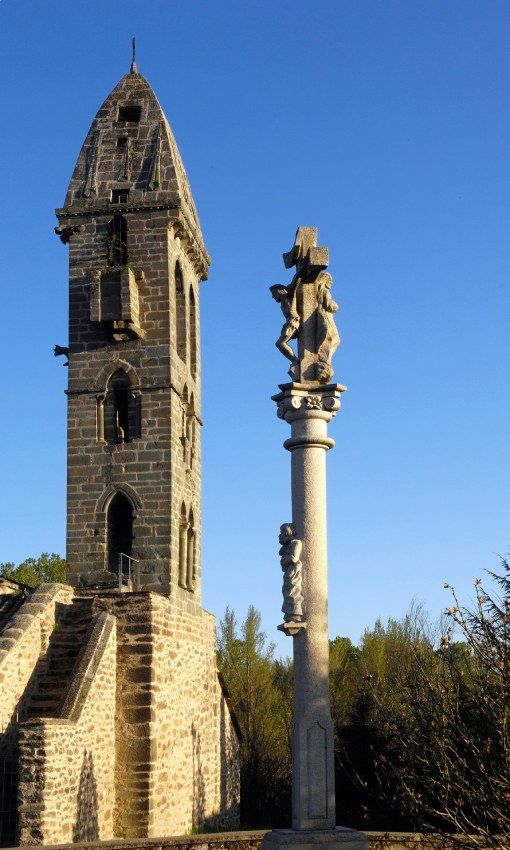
[
  {"x1": 217, "y1": 606, "x2": 291, "y2": 827},
  {"x1": 333, "y1": 605, "x2": 434, "y2": 830},
  {"x1": 0, "y1": 552, "x2": 67, "y2": 592}
]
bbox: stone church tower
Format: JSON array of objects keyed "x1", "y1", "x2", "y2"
[
  {"x1": 58, "y1": 58, "x2": 206, "y2": 597},
  {"x1": 0, "y1": 62, "x2": 239, "y2": 847}
]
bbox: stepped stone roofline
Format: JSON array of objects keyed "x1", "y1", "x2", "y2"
[{"x1": 56, "y1": 66, "x2": 210, "y2": 277}]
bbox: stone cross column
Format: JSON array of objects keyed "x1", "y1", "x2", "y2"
[{"x1": 263, "y1": 228, "x2": 367, "y2": 850}]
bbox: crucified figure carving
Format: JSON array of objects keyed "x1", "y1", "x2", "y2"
[{"x1": 270, "y1": 283, "x2": 300, "y2": 379}]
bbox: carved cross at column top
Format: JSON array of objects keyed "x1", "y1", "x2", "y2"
[
  {"x1": 270, "y1": 227, "x2": 340, "y2": 385},
  {"x1": 282, "y1": 226, "x2": 329, "y2": 274}
]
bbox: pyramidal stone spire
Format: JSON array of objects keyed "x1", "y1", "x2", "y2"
[{"x1": 59, "y1": 68, "x2": 208, "y2": 275}]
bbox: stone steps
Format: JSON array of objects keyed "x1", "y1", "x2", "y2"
[{"x1": 23, "y1": 597, "x2": 93, "y2": 720}]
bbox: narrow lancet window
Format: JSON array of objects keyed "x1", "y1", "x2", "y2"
[
  {"x1": 187, "y1": 394, "x2": 195, "y2": 470},
  {"x1": 175, "y1": 262, "x2": 187, "y2": 362},
  {"x1": 181, "y1": 385, "x2": 189, "y2": 463},
  {"x1": 186, "y1": 508, "x2": 196, "y2": 592},
  {"x1": 189, "y1": 286, "x2": 197, "y2": 379},
  {"x1": 178, "y1": 503, "x2": 188, "y2": 588}
]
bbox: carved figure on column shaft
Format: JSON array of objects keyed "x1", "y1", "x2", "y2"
[{"x1": 278, "y1": 523, "x2": 306, "y2": 636}]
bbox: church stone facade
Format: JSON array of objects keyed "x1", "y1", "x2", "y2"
[{"x1": 0, "y1": 62, "x2": 239, "y2": 846}]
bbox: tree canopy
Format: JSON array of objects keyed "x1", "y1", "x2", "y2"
[{"x1": 0, "y1": 553, "x2": 67, "y2": 591}]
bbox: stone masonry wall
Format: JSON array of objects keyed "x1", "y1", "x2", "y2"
[
  {"x1": 149, "y1": 595, "x2": 239, "y2": 835},
  {"x1": 66, "y1": 209, "x2": 175, "y2": 592},
  {"x1": 91, "y1": 592, "x2": 240, "y2": 839},
  {"x1": 65, "y1": 220, "x2": 203, "y2": 599},
  {"x1": 17, "y1": 612, "x2": 116, "y2": 845},
  {"x1": 0, "y1": 584, "x2": 74, "y2": 754}
]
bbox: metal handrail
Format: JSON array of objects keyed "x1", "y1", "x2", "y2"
[{"x1": 118, "y1": 552, "x2": 141, "y2": 591}]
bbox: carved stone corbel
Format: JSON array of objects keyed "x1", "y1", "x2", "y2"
[{"x1": 54, "y1": 224, "x2": 85, "y2": 244}]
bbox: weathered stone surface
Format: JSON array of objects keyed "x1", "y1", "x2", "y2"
[{"x1": 271, "y1": 228, "x2": 340, "y2": 385}]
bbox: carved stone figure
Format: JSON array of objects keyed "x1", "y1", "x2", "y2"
[
  {"x1": 270, "y1": 285, "x2": 300, "y2": 378},
  {"x1": 54, "y1": 224, "x2": 85, "y2": 244},
  {"x1": 270, "y1": 228, "x2": 341, "y2": 385},
  {"x1": 53, "y1": 344, "x2": 69, "y2": 366},
  {"x1": 279, "y1": 523, "x2": 304, "y2": 625},
  {"x1": 315, "y1": 271, "x2": 340, "y2": 384}
]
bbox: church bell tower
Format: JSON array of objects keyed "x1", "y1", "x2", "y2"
[{"x1": 56, "y1": 60, "x2": 209, "y2": 597}]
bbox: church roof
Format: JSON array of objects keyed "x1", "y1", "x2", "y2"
[{"x1": 58, "y1": 66, "x2": 206, "y2": 259}]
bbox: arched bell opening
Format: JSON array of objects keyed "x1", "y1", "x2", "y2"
[
  {"x1": 107, "y1": 215, "x2": 128, "y2": 266},
  {"x1": 107, "y1": 491, "x2": 133, "y2": 573},
  {"x1": 101, "y1": 368, "x2": 141, "y2": 444}
]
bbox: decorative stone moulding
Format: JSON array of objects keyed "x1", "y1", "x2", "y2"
[{"x1": 273, "y1": 383, "x2": 346, "y2": 425}]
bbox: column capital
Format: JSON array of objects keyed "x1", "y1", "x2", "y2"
[{"x1": 272, "y1": 382, "x2": 346, "y2": 425}]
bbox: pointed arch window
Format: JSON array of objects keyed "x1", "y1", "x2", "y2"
[
  {"x1": 101, "y1": 368, "x2": 141, "y2": 444},
  {"x1": 107, "y1": 492, "x2": 133, "y2": 573},
  {"x1": 189, "y1": 286, "x2": 197, "y2": 379},
  {"x1": 107, "y1": 215, "x2": 128, "y2": 266},
  {"x1": 175, "y1": 261, "x2": 187, "y2": 362}
]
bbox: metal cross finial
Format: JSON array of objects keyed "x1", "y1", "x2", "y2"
[{"x1": 130, "y1": 37, "x2": 138, "y2": 74}]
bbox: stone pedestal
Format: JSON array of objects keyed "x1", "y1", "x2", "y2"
[{"x1": 263, "y1": 828, "x2": 368, "y2": 850}]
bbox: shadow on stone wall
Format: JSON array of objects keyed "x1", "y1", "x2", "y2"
[
  {"x1": 73, "y1": 750, "x2": 99, "y2": 843},
  {"x1": 192, "y1": 724, "x2": 206, "y2": 830},
  {"x1": 219, "y1": 698, "x2": 239, "y2": 826}
]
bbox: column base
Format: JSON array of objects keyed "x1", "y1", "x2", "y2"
[{"x1": 262, "y1": 827, "x2": 368, "y2": 850}]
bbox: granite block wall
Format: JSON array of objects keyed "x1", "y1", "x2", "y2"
[{"x1": 17, "y1": 613, "x2": 116, "y2": 846}]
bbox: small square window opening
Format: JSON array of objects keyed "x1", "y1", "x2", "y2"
[
  {"x1": 117, "y1": 137, "x2": 128, "y2": 149},
  {"x1": 112, "y1": 189, "x2": 129, "y2": 204},
  {"x1": 118, "y1": 105, "x2": 141, "y2": 123}
]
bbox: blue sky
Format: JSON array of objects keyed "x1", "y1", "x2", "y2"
[{"x1": 1, "y1": 1, "x2": 509, "y2": 655}]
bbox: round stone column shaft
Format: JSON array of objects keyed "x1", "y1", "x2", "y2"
[
  {"x1": 275, "y1": 386, "x2": 343, "y2": 831},
  {"x1": 289, "y1": 413, "x2": 335, "y2": 829}
]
